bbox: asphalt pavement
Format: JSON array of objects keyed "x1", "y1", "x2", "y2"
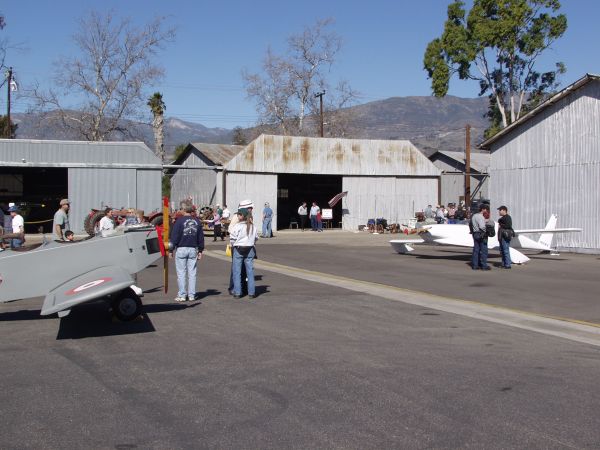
[{"x1": 1, "y1": 230, "x2": 600, "y2": 449}]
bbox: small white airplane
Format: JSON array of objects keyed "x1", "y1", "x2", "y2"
[{"x1": 389, "y1": 214, "x2": 582, "y2": 264}]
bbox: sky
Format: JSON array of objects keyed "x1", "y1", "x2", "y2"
[{"x1": 2, "y1": 0, "x2": 600, "y2": 129}]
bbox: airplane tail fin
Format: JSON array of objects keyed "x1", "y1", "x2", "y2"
[{"x1": 538, "y1": 214, "x2": 558, "y2": 249}]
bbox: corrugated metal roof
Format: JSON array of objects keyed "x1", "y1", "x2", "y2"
[
  {"x1": 0, "y1": 139, "x2": 161, "y2": 168},
  {"x1": 173, "y1": 143, "x2": 245, "y2": 167},
  {"x1": 479, "y1": 73, "x2": 600, "y2": 149},
  {"x1": 225, "y1": 135, "x2": 440, "y2": 176},
  {"x1": 431, "y1": 150, "x2": 490, "y2": 173}
]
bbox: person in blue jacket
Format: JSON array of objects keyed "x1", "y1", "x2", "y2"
[{"x1": 169, "y1": 202, "x2": 205, "y2": 302}]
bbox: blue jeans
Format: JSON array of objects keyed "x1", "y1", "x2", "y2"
[
  {"x1": 262, "y1": 217, "x2": 272, "y2": 237},
  {"x1": 175, "y1": 247, "x2": 198, "y2": 298},
  {"x1": 232, "y1": 247, "x2": 255, "y2": 296},
  {"x1": 499, "y1": 238, "x2": 512, "y2": 268},
  {"x1": 471, "y1": 235, "x2": 489, "y2": 269},
  {"x1": 310, "y1": 215, "x2": 317, "y2": 230},
  {"x1": 10, "y1": 238, "x2": 22, "y2": 248},
  {"x1": 317, "y1": 220, "x2": 322, "y2": 231}
]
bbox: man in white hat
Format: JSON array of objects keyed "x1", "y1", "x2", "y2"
[{"x1": 53, "y1": 198, "x2": 71, "y2": 241}]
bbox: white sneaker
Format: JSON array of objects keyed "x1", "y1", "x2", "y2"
[
  {"x1": 174, "y1": 296, "x2": 186, "y2": 302},
  {"x1": 187, "y1": 295, "x2": 195, "y2": 301}
]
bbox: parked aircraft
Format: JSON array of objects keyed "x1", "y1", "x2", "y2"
[
  {"x1": 389, "y1": 214, "x2": 582, "y2": 264},
  {"x1": 0, "y1": 225, "x2": 163, "y2": 320}
]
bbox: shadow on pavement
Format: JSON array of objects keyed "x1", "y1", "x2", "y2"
[
  {"x1": 0, "y1": 309, "x2": 55, "y2": 321},
  {"x1": 56, "y1": 301, "x2": 156, "y2": 340}
]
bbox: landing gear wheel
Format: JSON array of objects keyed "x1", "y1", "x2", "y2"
[{"x1": 112, "y1": 288, "x2": 143, "y2": 321}]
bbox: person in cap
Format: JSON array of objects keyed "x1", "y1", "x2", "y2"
[
  {"x1": 230, "y1": 207, "x2": 259, "y2": 299},
  {"x1": 497, "y1": 205, "x2": 514, "y2": 269},
  {"x1": 262, "y1": 202, "x2": 273, "y2": 238},
  {"x1": 8, "y1": 205, "x2": 24, "y2": 248},
  {"x1": 170, "y1": 202, "x2": 205, "y2": 302},
  {"x1": 53, "y1": 198, "x2": 71, "y2": 241}
]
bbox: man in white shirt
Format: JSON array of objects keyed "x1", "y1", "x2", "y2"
[
  {"x1": 99, "y1": 208, "x2": 116, "y2": 237},
  {"x1": 297, "y1": 202, "x2": 308, "y2": 231},
  {"x1": 9, "y1": 205, "x2": 24, "y2": 248}
]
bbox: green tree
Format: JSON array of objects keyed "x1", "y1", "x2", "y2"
[
  {"x1": 147, "y1": 92, "x2": 166, "y2": 162},
  {"x1": 424, "y1": 0, "x2": 567, "y2": 133},
  {"x1": 0, "y1": 114, "x2": 17, "y2": 138},
  {"x1": 173, "y1": 144, "x2": 187, "y2": 160},
  {"x1": 232, "y1": 126, "x2": 248, "y2": 145}
]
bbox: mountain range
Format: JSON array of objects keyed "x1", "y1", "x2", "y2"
[{"x1": 11, "y1": 95, "x2": 490, "y2": 158}]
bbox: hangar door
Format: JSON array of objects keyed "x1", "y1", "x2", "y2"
[
  {"x1": 277, "y1": 174, "x2": 342, "y2": 229},
  {"x1": 0, "y1": 167, "x2": 68, "y2": 233}
]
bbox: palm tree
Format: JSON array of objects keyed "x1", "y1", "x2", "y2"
[{"x1": 147, "y1": 92, "x2": 166, "y2": 162}]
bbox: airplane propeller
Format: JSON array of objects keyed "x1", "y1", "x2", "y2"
[{"x1": 162, "y1": 196, "x2": 170, "y2": 293}]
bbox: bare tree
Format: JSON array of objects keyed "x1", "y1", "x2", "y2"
[
  {"x1": 243, "y1": 18, "x2": 357, "y2": 136},
  {"x1": 322, "y1": 80, "x2": 360, "y2": 138},
  {"x1": 287, "y1": 18, "x2": 341, "y2": 132},
  {"x1": 242, "y1": 49, "x2": 295, "y2": 135},
  {"x1": 147, "y1": 92, "x2": 166, "y2": 162},
  {"x1": 32, "y1": 11, "x2": 174, "y2": 141}
]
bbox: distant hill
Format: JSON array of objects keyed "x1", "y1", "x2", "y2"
[
  {"x1": 11, "y1": 95, "x2": 489, "y2": 158},
  {"x1": 339, "y1": 95, "x2": 489, "y2": 156}
]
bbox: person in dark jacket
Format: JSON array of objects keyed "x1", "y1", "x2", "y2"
[
  {"x1": 170, "y1": 202, "x2": 205, "y2": 302},
  {"x1": 497, "y1": 205, "x2": 513, "y2": 269}
]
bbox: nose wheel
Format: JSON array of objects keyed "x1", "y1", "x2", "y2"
[{"x1": 111, "y1": 288, "x2": 143, "y2": 321}]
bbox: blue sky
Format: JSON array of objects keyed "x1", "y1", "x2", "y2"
[{"x1": 2, "y1": 0, "x2": 599, "y2": 129}]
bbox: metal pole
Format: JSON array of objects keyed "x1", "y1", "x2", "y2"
[
  {"x1": 6, "y1": 67, "x2": 12, "y2": 138},
  {"x1": 314, "y1": 90, "x2": 325, "y2": 137},
  {"x1": 465, "y1": 124, "x2": 471, "y2": 209}
]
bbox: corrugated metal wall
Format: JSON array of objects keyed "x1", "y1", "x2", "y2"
[
  {"x1": 490, "y1": 81, "x2": 600, "y2": 252},
  {"x1": 170, "y1": 149, "x2": 218, "y2": 207},
  {"x1": 135, "y1": 169, "x2": 162, "y2": 216},
  {"x1": 0, "y1": 139, "x2": 160, "y2": 165},
  {"x1": 439, "y1": 174, "x2": 488, "y2": 206},
  {"x1": 342, "y1": 177, "x2": 438, "y2": 231},
  {"x1": 68, "y1": 168, "x2": 161, "y2": 233},
  {"x1": 69, "y1": 168, "x2": 135, "y2": 233},
  {"x1": 226, "y1": 135, "x2": 440, "y2": 176},
  {"x1": 226, "y1": 173, "x2": 278, "y2": 232}
]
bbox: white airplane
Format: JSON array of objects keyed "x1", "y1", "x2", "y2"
[{"x1": 389, "y1": 214, "x2": 582, "y2": 264}]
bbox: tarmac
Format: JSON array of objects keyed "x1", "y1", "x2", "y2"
[{"x1": 2, "y1": 229, "x2": 600, "y2": 448}]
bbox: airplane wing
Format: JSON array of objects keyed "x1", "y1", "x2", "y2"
[
  {"x1": 389, "y1": 238, "x2": 424, "y2": 254},
  {"x1": 41, "y1": 266, "x2": 134, "y2": 316},
  {"x1": 515, "y1": 228, "x2": 582, "y2": 234},
  {"x1": 509, "y1": 247, "x2": 530, "y2": 264}
]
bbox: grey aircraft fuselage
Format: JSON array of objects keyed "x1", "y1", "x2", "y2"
[{"x1": 0, "y1": 226, "x2": 162, "y2": 313}]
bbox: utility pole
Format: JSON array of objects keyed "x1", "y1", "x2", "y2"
[
  {"x1": 465, "y1": 124, "x2": 471, "y2": 210},
  {"x1": 5, "y1": 67, "x2": 12, "y2": 138},
  {"x1": 314, "y1": 90, "x2": 325, "y2": 137}
]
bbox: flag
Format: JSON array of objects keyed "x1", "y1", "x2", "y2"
[{"x1": 328, "y1": 191, "x2": 348, "y2": 208}]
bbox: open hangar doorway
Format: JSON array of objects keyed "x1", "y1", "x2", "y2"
[
  {"x1": 0, "y1": 167, "x2": 68, "y2": 233},
  {"x1": 276, "y1": 173, "x2": 342, "y2": 230}
]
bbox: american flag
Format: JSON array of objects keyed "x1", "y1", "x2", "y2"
[{"x1": 328, "y1": 191, "x2": 348, "y2": 208}]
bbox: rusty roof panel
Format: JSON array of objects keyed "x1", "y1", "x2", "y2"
[
  {"x1": 225, "y1": 135, "x2": 440, "y2": 176},
  {"x1": 183, "y1": 143, "x2": 245, "y2": 166}
]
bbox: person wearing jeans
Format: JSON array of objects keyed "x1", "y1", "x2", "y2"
[
  {"x1": 470, "y1": 204, "x2": 491, "y2": 270},
  {"x1": 170, "y1": 202, "x2": 205, "y2": 302},
  {"x1": 232, "y1": 246, "x2": 256, "y2": 299},
  {"x1": 497, "y1": 205, "x2": 513, "y2": 269},
  {"x1": 230, "y1": 208, "x2": 259, "y2": 299}
]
